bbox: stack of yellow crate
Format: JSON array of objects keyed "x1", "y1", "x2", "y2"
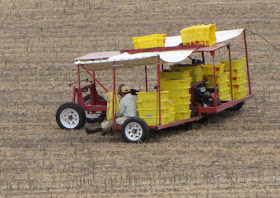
[
  {"x1": 160, "y1": 70, "x2": 192, "y2": 121},
  {"x1": 203, "y1": 63, "x2": 231, "y2": 101},
  {"x1": 170, "y1": 64, "x2": 204, "y2": 83},
  {"x1": 132, "y1": 34, "x2": 166, "y2": 49},
  {"x1": 221, "y1": 57, "x2": 247, "y2": 100},
  {"x1": 137, "y1": 91, "x2": 175, "y2": 126},
  {"x1": 180, "y1": 24, "x2": 216, "y2": 46}
]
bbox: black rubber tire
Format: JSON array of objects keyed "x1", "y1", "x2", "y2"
[
  {"x1": 56, "y1": 102, "x2": 86, "y2": 129},
  {"x1": 217, "y1": 98, "x2": 221, "y2": 106},
  {"x1": 227, "y1": 101, "x2": 244, "y2": 111},
  {"x1": 121, "y1": 117, "x2": 149, "y2": 143},
  {"x1": 190, "y1": 104, "x2": 196, "y2": 117},
  {"x1": 84, "y1": 94, "x2": 106, "y2": 123}
]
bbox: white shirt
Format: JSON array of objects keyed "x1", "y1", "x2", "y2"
[{"x1": 116, "y1": 93, "x2": 138, "y2": 118}]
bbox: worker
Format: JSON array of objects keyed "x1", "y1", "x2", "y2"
[{"x1": 85, "y1": 85, "x2": 138, "y2": 135}]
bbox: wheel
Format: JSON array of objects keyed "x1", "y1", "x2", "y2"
[
  {"x1": 121, "y1": 117, "x2": 149, "y2": 143},
  {"x1": 217, "y1": 97, "x2": 221, "y2": 106},
  {"x1": 190, "y1": 104, "x2": 196, "y2": 117},
  {"x1": 227, "y1": 101, "x2": 244, "y2": 111},
  {"x1": 56, "y1": 102, "x2": 86, "y2": 129},
  {"x1": 84, "y1": 94, "x2": 106, "y2": 123}
]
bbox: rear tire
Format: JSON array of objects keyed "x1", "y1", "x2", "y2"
[
  {"x1": 227, "y1": 101, "x2": 244, "y2": 111},
  {"x1": 56, "y1": 102, "x2": 86, "y2": 129},
  {"x1": 84, "y1": 94, "x2": 106, "y2": 123},
  {"x1": 121, "y1": 117, "x2": 149, "y2": 143}
]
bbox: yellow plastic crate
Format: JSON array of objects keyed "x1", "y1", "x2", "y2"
[
  {"x1": 169, "y1": 95, "x2": 191, "y2": 105},
  {"x1": 192, "y1": 72, "x2": 203, "y2": 83},
  {"x1": 138, "y1": 109, "x2": 169, "y2": 118},
  {"x1": 142, "y1": 116, "x2": 169, "y2": 126},
  {"x1": 160, "y1": 70, "x2": 191, "y2": 80},
  {"x1": 170, "y1": 65, "x2": 190, "y2": 72},
  {"x1": 132, "y1": 34, "x2": 165, "y2": 49},
  {"x1": 174, "y1": 102, "x2": 191, "y2": 113},
  {"x1": 220, "y1": 94, "x2": 232, "y2": 101},
  {"x1": 180, "y1": 24, "x2": 216, "y2": 46},
  {"x1": 175, "y1": 111, "x2": 192, "y2": 121},
  {"x1": 160, "y1": 79, "x2": 192, "y2": 89},
  {"x1": 221, "y1": 57, "x2": 246, "y2": 71},
  {"x1": 161, "y1": 88, "x2": 190, "y2": 97},
  {"x1": 233, "y1": 89, "x2": 247, "y2": 100},
  {"x1": 137, "y1": 101, "x2": 169, "y2": 109},
  {"x1": 231, "y1": 68, "x2": 246, "y2": 77},
  {"x1": 232, "y1": 81, "x2": 247, "y2": 92},
  {"x1": 206, "y1": 72, "x2": 229, "y2": 84},
  {"x1": 231, "y1": 74, "x2": 247, "y2": 85},
  {"x1": 219, "y1": 88, "x2": 230, "y2": 99},
  {"x1": 169, "y1": 113, "x2": 175, "y2": 123},
  {"x1": 203, "y1": 63, "x2": 225, "y2": 76},
  {"x1": 206, "y1": 81, "x2": 229, "y2": 91},
  {"x1": 170, "y1": 64, "x2": 203, "y2": 75},
  {"x1": 137, "y1": 91, "x2": 169, "y2": 102},
  {"x1": 190, "y1": 65, "x2": 203, "y2": 75}
]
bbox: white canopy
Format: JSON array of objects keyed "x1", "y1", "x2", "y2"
[
  {"x1": 74, "y1": 49, "x2": 196, "y2": 71},
  {"x1": 75, "y1": 29, "x2": 244, "y2": 71},
  {"x1": 165, "y1": 29, "x2": 244, "y2": 47}
]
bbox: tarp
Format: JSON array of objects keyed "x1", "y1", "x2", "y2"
[
  {"x1": 165, "y1": 29, "x2": 244, "y2": 47},
  {"x1": 74, "y1": 29, "x2": 244, "y2": 71},
  {"x1": 215, "y1": 29, "x2": 244, "y2": 43},
  {"x1": 74, "y1": 49, "x2": 195, "y2": 71}
]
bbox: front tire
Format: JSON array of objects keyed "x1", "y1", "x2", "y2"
[
  {"x1": 121, "y1": 117, "x2": 149, "y2": 143},
  {"x1": 56, "y1": 102, "x2": 86, "y2": 129}
]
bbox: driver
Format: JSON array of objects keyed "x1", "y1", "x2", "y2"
[{"x1": 85, "y1": 85, "x2": 138, "y2": 135}]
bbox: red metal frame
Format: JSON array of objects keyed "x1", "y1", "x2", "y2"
[{"x1": 71, "y1": 29, "x2": 253, "y2": 131}]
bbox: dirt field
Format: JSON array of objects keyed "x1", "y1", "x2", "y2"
[{"x1": 1, "y1": 0, "x2": 280, "y2": 197}]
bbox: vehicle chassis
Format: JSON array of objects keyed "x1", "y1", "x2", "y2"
[{"x1": 58, "y1": 30, "x2": 253, "y2": 139}]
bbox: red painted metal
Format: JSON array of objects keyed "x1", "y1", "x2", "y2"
[
  {"x1": 196, "y1": 43, "x2": 228, "y2": 52},
  {"x1": 75, "y1": 51, "x2": 121, "y2": 61},
  {"x1": 78, "y1": 65, "x2": 81, "y2": 90},
  {"x1": 244, "y1": 29, "x2": 252, "y2": 95},
  {"x1": 112, "y1": 125, "x2": 121, "y2": 131},
  {"x1": 69, "y1": 78, "x2": 89, "y2": 87},
  {"x1": 72, "y1": 87, "x2": 76, "y2": 103},
  {"x1": 121, "y1": 45, "x2": 203, "y2": 54},
  {"x1": 113, "y1": 67, "x2": 117, "y2": 126},
  {"x1": 80, "y1": 65, "x2": 109, "y2": 93},
  {"x1": 212, "y1": 51, "x2": 218, "y2": 107},
  {"x1": 202, "y1": 52, "x2": 205, "y2": 64},
  {"x1": 196, "y1": 95, "x2": 254, "y2": 114},
  {"x1": 68, "y1": 31, "x2": 254, "y2": 133},
  {"x1": 228, "y1": 44, "x2": 234, "y2": 101},
  {"x1": 157, "y1": 56, "x2": 161, "y2": 125},
  {"x1": 145, "y1": 66, "x2": 148, "y2": 91}
]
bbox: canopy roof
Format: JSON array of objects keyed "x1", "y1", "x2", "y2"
[{"x1": 74, "y1": 29, "x2": 244, "y2": 71}]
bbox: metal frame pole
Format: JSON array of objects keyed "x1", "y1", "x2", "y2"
[
  {"x1": 228, "y1": 44, "x2": 234, "y2": 101},
  {"x1": 157, "y1": 57, "x2": 161, "y2": 125},
  {"x1": 145, "y1": 65, "x2": 148, "y2": 92},
  {"x1": 211, "y1": 51, "x2": 217, "y2": 107},
  {"x1": 113, "y1": 67, "x2": 116, "y2": 126},
  {"x1": 244, "y1": 29, "x2": 252, "y2": 95},
  {"x1": 80, "y1": 65, "x2": 109, "y2": 93}
]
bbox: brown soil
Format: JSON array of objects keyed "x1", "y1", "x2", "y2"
[{"x1": 0, "y1": 0, "x2": 280, "y2": 197}]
